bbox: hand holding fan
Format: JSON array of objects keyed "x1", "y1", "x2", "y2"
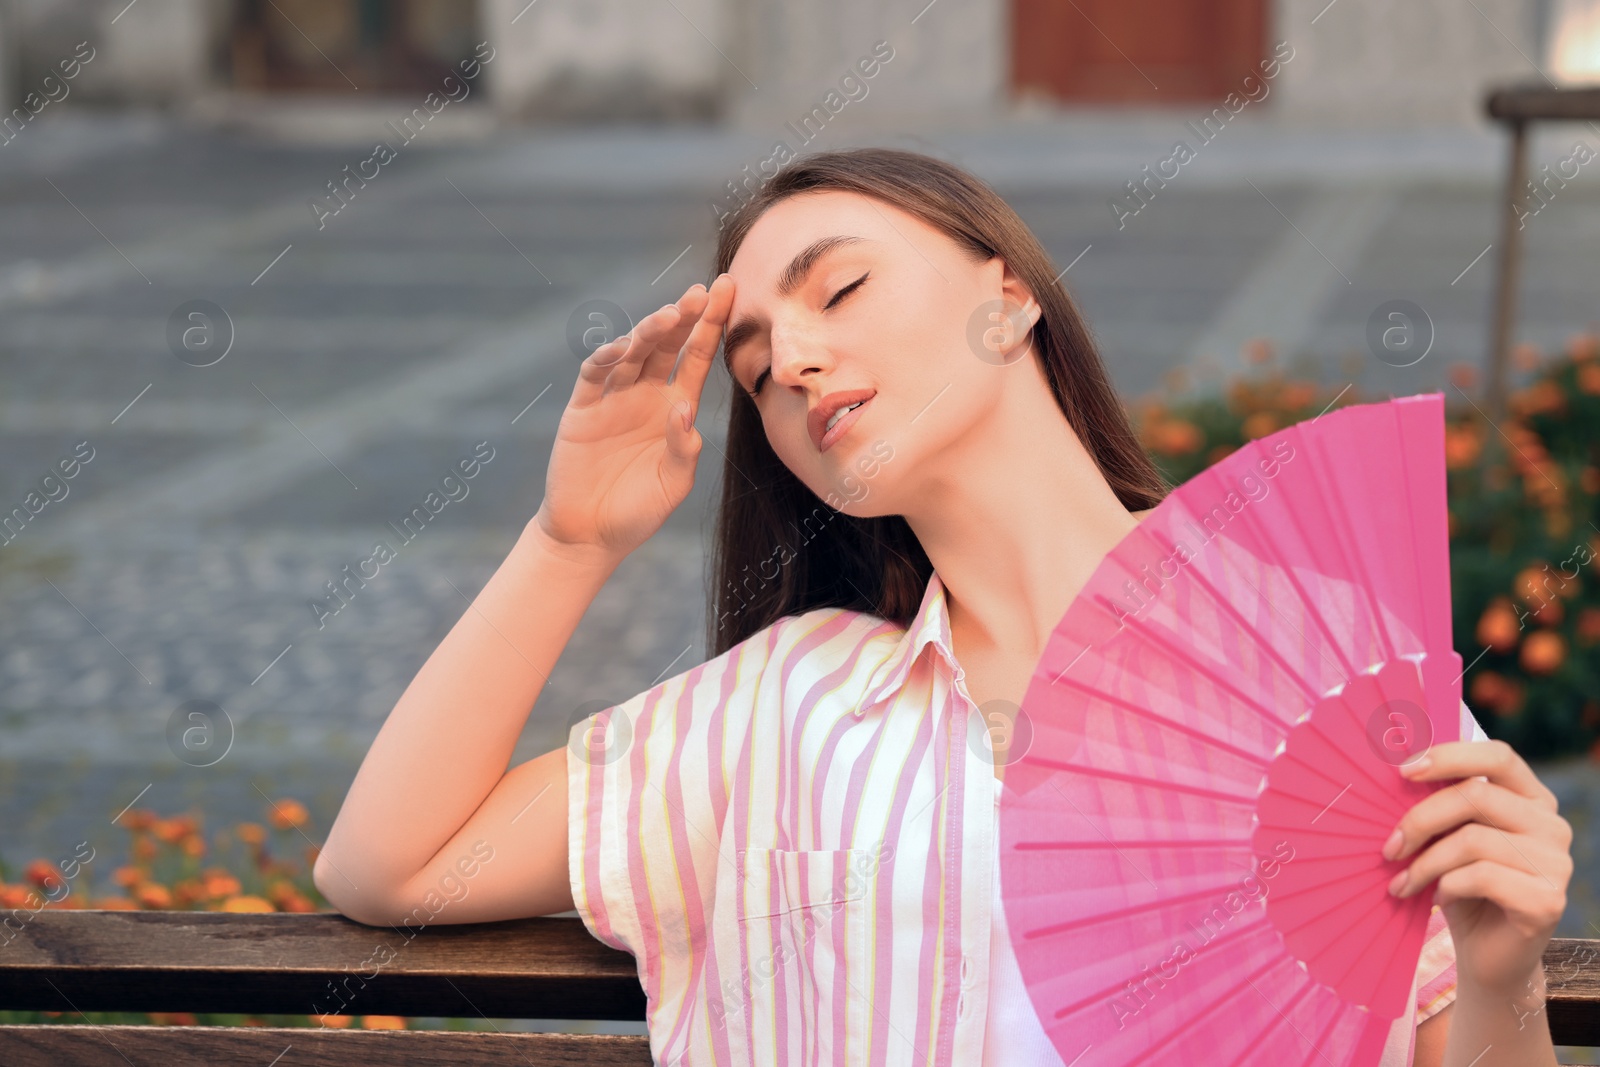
[{"x1": 1000, "y1": 393, "x2": 1462, "y2": 1066}]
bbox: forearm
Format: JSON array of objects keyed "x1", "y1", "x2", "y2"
[
  {"x1": 1442, "y1": 965, "x2": 1557, "y2": 1067},
  {"x1": 316, "y1": 518, "x2": 618, "y2": 908}
]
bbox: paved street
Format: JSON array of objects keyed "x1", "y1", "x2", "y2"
[{"x1": 0, "y1": 106, "x2": 1596, "y2": 935}]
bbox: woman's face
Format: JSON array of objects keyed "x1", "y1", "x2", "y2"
[{"x1": 722, "y1": 190, "x2": 1040, "y2": 516}]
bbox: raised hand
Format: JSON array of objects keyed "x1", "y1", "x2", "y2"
[{"x1": 533, "y1": 273, "x2": 736, "y2": 562}]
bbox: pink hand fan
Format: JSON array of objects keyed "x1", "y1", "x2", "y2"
[{"x1": 1001, "y1": 392, "x2": 1461, "y2": 1066}]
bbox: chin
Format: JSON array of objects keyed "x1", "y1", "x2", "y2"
[{"x1": 815, "y1": 435, "x2": 901, "y2": 515}]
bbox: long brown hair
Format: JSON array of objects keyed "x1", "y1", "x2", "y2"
[{"x1": 705, "y1": 147, "x2": 1169, "y2": 658}]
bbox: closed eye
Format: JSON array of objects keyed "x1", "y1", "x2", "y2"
[
  {"x1": 749, "y1": 272, "x2": 869, "y2": 398},
  {"x1": 825, "y1": 272, "x2": 869, "y2": 310}
]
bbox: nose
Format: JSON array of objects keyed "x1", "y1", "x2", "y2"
[{"x1": 767, "y1": 317, "x2": 830, "y2": 391}]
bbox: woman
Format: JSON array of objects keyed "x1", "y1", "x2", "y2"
[{"x1": 314, "y1": 148, "x2": 1573, "y2": 1066}]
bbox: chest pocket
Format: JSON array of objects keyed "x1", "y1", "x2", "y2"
[{"x1": 732, "y1": 846, "x2": 891, "y2": 1066}]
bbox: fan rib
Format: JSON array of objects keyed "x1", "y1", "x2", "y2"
[
  {"x1": 1220, "y1": 976, "x2": 1320, "y2": 1067},
  {"x1": 1086, "y1": 598, "x2": 1295, "y2": 732},
  {"x1": 1046, "y1": 917, "x2": 1276, "y2": 1022},
  {"x1": 1040, "y1": 671, "x2": 1269, "y2": 769},
  {"x1": 1149, "y1": 530, "x2": 1323, "y2": 706},
  {"x1": 1013, "y1": 837, "x2": 1241, "y2": 852},
  {"x1": 1298, "y1": 425, "x2": 1398, "y2": 661},
  {"x1": 1029, "y1": 759, "x2": 1256, "y2": 806},
  {"x1": 1118, "y1": 952, "x2": 1285, "y2": 1062},
  {"x1": 1024, "y1": 879, "x2": 1267, "y2": 941},
  {"x1": 1219, "y1": 469, "x2": 1358, "y2": 680}
]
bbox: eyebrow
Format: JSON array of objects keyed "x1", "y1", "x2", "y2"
[{"x1": 721, "y1": 235, "x2": 867, "y2": 378}]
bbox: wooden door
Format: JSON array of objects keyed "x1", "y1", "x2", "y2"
[{"x1": 1012, "y1": 0, "x2": 1269, "y2": 104}]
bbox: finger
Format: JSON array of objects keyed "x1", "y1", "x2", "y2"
[
  {"x1": 637, "y1": 283, "x2": 711, "y2": 385},
  {"x1": 1433, "y1": 860, "x2": 1568, "y2": 933},
  {"x1": 1391, "y1": 821, "x2": 1571, "y2": 900},
  {"x1": 668, "y1": 273, "x2": 737, "y2": 405},
  {"x1": 605, "y1": 301, "x2": 685, "y2": 391},
  {"x1": 568, "y1": 335, "x2": 631, "y2": 409},
  {"x1": 1387, "y1": 777, "x2": 1551, "y2": 862},
  {"x1": 663, "y1": 389, "x2": 703, "y2": 465},
  {"x1": 1401, "y1": 738, "x2": 1557, "y2": 810}
]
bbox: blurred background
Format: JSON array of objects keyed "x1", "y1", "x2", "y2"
[{"x1": 0, "y1": 0, "x2": 1597, "y2": 1002}]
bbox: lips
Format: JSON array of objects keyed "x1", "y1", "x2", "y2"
[{"x1": 809, "y1": 389, "x2": 876, "y2": 452}]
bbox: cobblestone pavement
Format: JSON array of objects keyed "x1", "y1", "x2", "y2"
[{"x1": 1, "y1": 110, "x2": 1596, "y2": 938}]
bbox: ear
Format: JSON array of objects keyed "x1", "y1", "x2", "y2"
[{"x1": 994, "y1": 258, "x2": 1041, "y2": 363}]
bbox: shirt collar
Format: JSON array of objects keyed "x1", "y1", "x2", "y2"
[{"x1": 857, "y1": 570, "x2": 964, "y2": 715}]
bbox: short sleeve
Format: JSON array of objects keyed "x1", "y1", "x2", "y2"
[{"x1": 565, "y1": 624, "x2": 771, "y2": 992}]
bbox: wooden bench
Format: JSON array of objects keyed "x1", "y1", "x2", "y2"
[{"x1": 1, "y1": 910, "x2": 1597, "y2": 1064}]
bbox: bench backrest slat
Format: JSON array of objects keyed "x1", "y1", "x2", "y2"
[
  {"x1": 2, "y1": 910, "x2": 1597, "y2": 1048},
  {"x1": 0, "y1": 1025, "x2": 653, "y2": 1066}
]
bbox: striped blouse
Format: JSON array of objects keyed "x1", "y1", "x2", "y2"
[{"x1": 566, "y1": 569, "x2": 1484, "y2": 1066}]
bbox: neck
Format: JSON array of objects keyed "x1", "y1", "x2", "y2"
[{"x1": 898, "y1": 359, "x2": 1144, "y2": 669}]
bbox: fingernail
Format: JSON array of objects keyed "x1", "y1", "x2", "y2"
[
  {"x1": 1388, "y1": 869, "x2": 1408, "y2": 896},
  {"x1": 1400, "y1": 755, "x2": 1431, "y2": 777},
  {"x1": 1382, "y1": 827, "x2": 1403, "y2": 860}
]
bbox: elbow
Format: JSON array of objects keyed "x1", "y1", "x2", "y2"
[{"x1": 313, "y1": 849, "x2": 395, "y2": 927}]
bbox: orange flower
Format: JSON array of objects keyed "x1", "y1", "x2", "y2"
[
  {"x1": 1577, "y1": 608, "x2": 1600, "y2": 645},
  {"x1": 1241, "y1": 412, "x2": 1277, "y2": 440},
  {"x1": 219, "y1": 895, "x2": 276, "y2": 913},
  {"x1": 112, "y1": 866, "x2": 144, "y2": 888},
  {"x1": 1448, "y1": 362, "x2": 1479, "y2": 390},
  {"x1": 132, "y1": 837, "x2": 158, "y2": 862},
  {"x1": 1206, "y1": 444, "x2": 1237, "y2": 466},
  {"x1": 135, "y1": 884, "x2": 173, "y2": 909},
  {"x1": 1469, "y1": 670, "x2": 1525, "y2": 717},
  {"x1": 1444, "y1": 425, "x2": 1483, "y2": 470},
  {"x1": 1243, "y1": 339, "x2": 1274, "y2": 364},
  {"x1": 1475, "y1": 597, "x2": 1522, "y2": 652},
  {"x1": 360, "y1": 1016, "x2": 407, "y2": 1030},
  {"x1": 1509, "y1": 379, "x2": 1567, "y2": 418},
  {"x1": 1279, "y1": 383, "x2": 1317, "y2": 410},
  {"x1": 148, "y1": 1012, "x2": 198, "y2": 1026},
  {"x1": 117, "y1": 809, "x2": 155, "y2": 832},
  {"x1": 235, "y1": 822, "x2": 267, "y2": 846},
  {"x1": 23, "y1": 860, "x2": 62, "y2": 887},
  {"x1": 1580, "y1": 363, "x2": 1600, "y2": 397},
  {"x1": 1513, "y1": 564, "x2": 1554, "y2": 604},
  {"x1": 1150, "y1": 420, "x2": 1203, "y2": 456},
  {"x1": 181, "y1": 834, "x2": 205, "y2": 858},
  {"x1": 203, "y1": 871, "x2": 242, "y2": 899},
  {"x1": 314, "y1": 1014, "x2": 355, "y2": 1029},
  {"x1": 1566, "y1": 331, "x2": 1598, "y2": 362},
  {"x1": 1520, "y1": 631, "x2": 1566, "y2": 675},
  {"x1": 266, "y1": 799, "x2": 309, "y2": 831},
  {"x1": 1532, "y1": 597, "x2": 1565, "y2": 626},
  {"x1": 1512, "y1": 342, "x2": 1542, "y2": 371},
  {"x1": 1581, "y1": 467, "x2": 1600, "y2": 495},
  {"x1": 0, "y1": 885, "x2": 37, "y2": 907},
  {"x1": 152, "y1": 816, "x2": 198, "y2": 845}
]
